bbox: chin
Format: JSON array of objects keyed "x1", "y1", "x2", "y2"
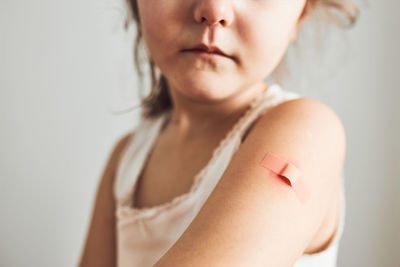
[{"x1": 175, "y1": 76, "x2": 238, "y2": 101}]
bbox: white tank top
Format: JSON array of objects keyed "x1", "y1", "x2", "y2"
[{"x1": 113, "y1": 84, "x2": 346, "y2": 267}]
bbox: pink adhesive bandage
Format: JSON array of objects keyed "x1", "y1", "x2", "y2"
[
  {"x1": 260, "y1": 152, "x2": 309, "y2": 203},
  {"x1": 260, "y1": 152, "x2": 300, "y2": 187}
]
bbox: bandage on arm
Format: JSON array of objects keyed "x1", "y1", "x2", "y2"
[{"x1": 260, "y1": 152, "x2": 310, "y2": 203}]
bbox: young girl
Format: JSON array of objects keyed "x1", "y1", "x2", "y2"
[{"x1": 79, "y1": 0, "x2": 359, "y2": 266}]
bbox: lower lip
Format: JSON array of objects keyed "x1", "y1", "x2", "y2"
[{"x1": 184, "y1": 50, "x2": 230, "y2": 60}]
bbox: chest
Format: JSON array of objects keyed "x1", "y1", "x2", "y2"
[
  {"x1": 130, "y1": 113, "x2": 260, "y2": 210},
  {"x1": 131, "y1": 137, "x2": 219, "y2": 210}
]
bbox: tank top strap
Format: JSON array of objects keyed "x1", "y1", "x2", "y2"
[
  {"x1": 113, "y1": 114, "x2": 168, "y2": 205},
  {"x1": 231, "y1": 83, "x2": 301, "y2": 142}
]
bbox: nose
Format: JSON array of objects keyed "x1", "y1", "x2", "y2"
[{"x1": 193, "y1": 0, "x2": 234, "y2": 27}]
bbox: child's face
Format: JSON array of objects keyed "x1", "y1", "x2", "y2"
[{"x1": 137, "y1": 0, "x2": 307, "y2": 99}]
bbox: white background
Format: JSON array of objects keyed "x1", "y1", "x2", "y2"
[{"x1": 1, "y1": 0, "x2": 399, "y2": 266}]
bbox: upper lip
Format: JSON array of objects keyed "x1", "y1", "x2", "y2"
[{"x1": 183, "y1": 44, "x2": 232, "y2": 58}]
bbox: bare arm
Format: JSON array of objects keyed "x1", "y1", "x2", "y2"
[
  {"x1": 78, "y1": 131, "x2": 134, "y2": 267},
  {"x1": 154, "y1": 98, "x2": 346, "y2": 267}
]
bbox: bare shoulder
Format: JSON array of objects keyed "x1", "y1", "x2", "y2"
[
  {"x1": 267, "y1": 97, "x2": 346, "y2": 130},
  {"x1": 109, "y1": 131, "x2": 135, "y2": 169},
  {"x1": 78, "y1": 130, "x2": 135, "y2": 267},
  {"x1": 98, "y1": 130, "x2": 136, "y2": 181},
  {"x1": 261, "y1": 96, "x2": 347, "y2": 154}
]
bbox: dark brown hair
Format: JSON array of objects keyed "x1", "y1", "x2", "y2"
[{"x1": 123, "y1": 0, "x2": 359, "y2": 119}]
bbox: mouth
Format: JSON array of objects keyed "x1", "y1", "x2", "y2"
[{"x1": 182, "y1": 43, "x2": 235, "y2": 61}]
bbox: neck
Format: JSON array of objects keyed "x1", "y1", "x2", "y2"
[{"x1": 163, "y1": 82, "x2": 270, "y2": 144}]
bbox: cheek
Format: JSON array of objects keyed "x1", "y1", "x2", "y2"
[
  {"x1": 139, "y1": 5, "x2": 165, "y2": 50},
  {"x1": 138, "y1": 1, "x2": 181, "y2": 61},
  {"x1": 237, "y1": 11, "x2": 297, "y2": 77}
]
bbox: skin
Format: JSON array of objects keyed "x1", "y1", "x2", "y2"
[
  {"x1": 79, "y1": 1, "x2": 346, "y2": 266},
  {"x1": 134, "y1": 1, "x2": 345, "y2": 266},
  {"x1": 136, "y1": 0, "x2": 309, "y2": 143}
]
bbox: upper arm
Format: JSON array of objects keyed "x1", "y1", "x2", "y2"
[
  {"x1": 78, "y1": 131, "x2": 134, "y2": 267},
  {"x1": 154, "y1": 98, "x2": 346, "y2": 267}
]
